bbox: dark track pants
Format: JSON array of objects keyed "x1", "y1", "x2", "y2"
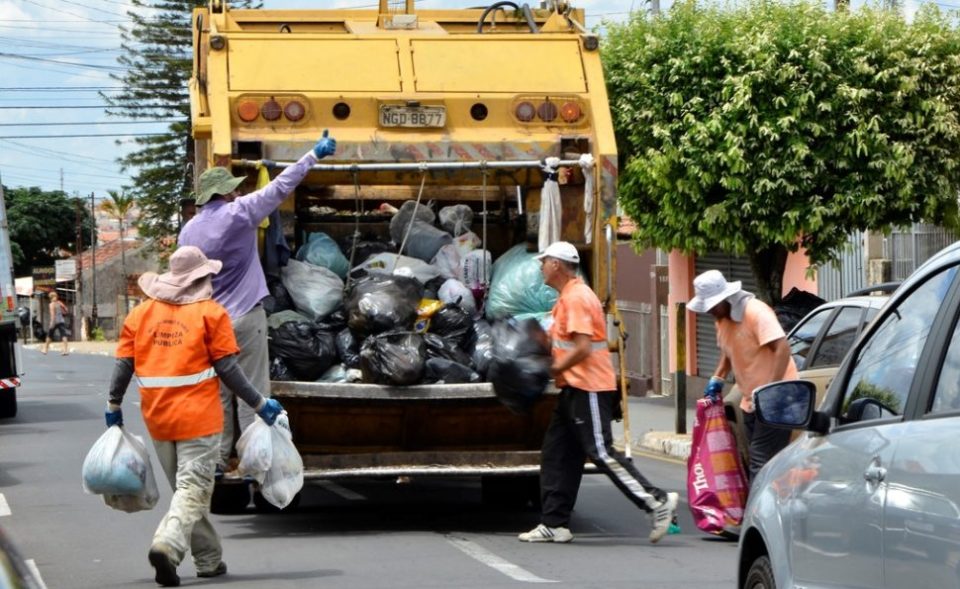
[
  {"x1": 540, "y1": 388, "x2": 666, "y2": 528},
  {"x1": 743, "y1": 411, "x2": 792, "y2": 481}
]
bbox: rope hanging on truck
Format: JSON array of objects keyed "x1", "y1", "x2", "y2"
[
  {"x1": 393, "y1": 165, "x2": 430, "y2": 275},
  {"x1": 344, "y1": 167, "x2": 364, "y2": 291}
]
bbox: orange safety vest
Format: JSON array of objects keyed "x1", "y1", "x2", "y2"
[
  {"x1": 549, "y1": 277, "x2": 616, "y2": 392},
  {"x1": 116, "y1": 299, "x2": 240, "y2": 441}
]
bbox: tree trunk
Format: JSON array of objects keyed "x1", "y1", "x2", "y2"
[{"x1": 747, "y1": 244, "x2": 788, "y2": 306}]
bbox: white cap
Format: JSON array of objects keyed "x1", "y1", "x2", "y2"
[{"x1": 535, "y1": 241, "x2": 580, "y2": 264}]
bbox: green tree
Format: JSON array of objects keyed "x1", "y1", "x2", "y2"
[
  {"x1": 604, "y1": 0, "x2": 960, "y2": 303},
  {"x1": 101, "y1": 191, "x2": 137, "y2": 311},
  {"x1": 3, "y1": 186, "x2": 95, "y2": 275},
  {"x1": 102, "y1": 0, "x2": 258, "y2": 245}
]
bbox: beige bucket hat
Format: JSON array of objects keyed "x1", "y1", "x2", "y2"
[{"x1": 138, "y1": 246, "x2": 223, "y2": 304}]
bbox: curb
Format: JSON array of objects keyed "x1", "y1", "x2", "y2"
[{"x1": 636, "y1": 431, "x2": 692, "y2": 462}]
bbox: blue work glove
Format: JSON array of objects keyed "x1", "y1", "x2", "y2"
[
  {"x1": 257, "y1": 398, "x2": 284, "y2": 426},
  {"x1": 704, "y1": 376, "x2": 725, "y2": 402},
  {"x1": 105, "y1": 403, "x2": 123, "y2": 428},
  {"x1": 312, "y1": 129, "x2": 337, "y2": 159}
]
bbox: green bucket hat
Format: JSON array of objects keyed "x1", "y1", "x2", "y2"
[{"x1": 196, "y1": 167, "x2": 245, "y2": 206}]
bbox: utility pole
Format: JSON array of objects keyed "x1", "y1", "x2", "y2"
[
  {"x1": 90, "y1": 192, "x2": 97, "y2": 330},
  {"x1": 74, "y1": 199, "x2": 84, "y2": 339}
]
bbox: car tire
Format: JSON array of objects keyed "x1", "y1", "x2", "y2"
[
  {"x1": 744, "y1": 555, "x2": 776, "y2": 589},
  {"x1": 0, "y1": 389, "x2": 16, "y2": 419},
  {"x1": 209, "y1": 480, "x2": 251, "y2": 514}
]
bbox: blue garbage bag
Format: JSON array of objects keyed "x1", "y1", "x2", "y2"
[{"x1": 297, "y1": 232, "x2": 350, "y2": 279}]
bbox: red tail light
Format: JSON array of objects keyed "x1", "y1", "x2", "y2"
[
  {"x1": 560, "y1": 101, "x2": 581, "y2": 123},
  {"x1": 237, "y1": 100, "x2": 259, "y2": 122}
]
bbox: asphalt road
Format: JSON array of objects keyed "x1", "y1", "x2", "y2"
[{"x1": 0, "y1": 349, "x2": 738, "y2": 589}]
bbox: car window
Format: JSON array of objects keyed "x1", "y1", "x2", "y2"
[
  {"x1": 788, "y1": 308, "x2": 833, "y2": 368},
  {"x1": 930, "y1": 307, "x2": 960, "y2": 415},
  {"x1": 841, "y1": 267, "x2": 957, "y2": 421},
  {"x1": 809, "y1": 307, "x2": 863, "y2": 368}
]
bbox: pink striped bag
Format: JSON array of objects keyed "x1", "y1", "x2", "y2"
[{"x1": 686, "y1": 398, "x2": 749, "y2": 536}]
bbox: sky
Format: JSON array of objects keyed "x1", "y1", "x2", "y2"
[{"x1": 0, "y1": 0, "x2": 935, "y2": 203}]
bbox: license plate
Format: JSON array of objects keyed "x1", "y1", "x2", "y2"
[{"x1": 379, "y1": 105, "x2": 446, "y2": 128}]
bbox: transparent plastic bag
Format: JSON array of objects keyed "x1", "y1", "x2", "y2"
[
  {"x1": 280, "y1": 258, "x2": 344, "y2": 320},
  {"x1": 238, "y1": 415, "x2": 304, "y2": 509},
  {"x1": 82, "y1": 426, "x2": 159, "y2": 512}
]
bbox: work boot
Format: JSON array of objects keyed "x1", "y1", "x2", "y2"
[
  {"x1": 517, "y1": 524, "x2": 573, "y2": 543},
  {"x1": 148, "y1": 543, "x2": 180, "y2": 587},
  {"x1": 197, "y1": 561, "x2": 227, "y2": 578},
  {"x1": 649, "y1": 492, "x2": 679, "y2": 544}
]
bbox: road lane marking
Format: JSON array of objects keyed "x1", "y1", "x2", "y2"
[
  {"x1": 25, "y1": 559, "x2": 48, "y2": 589},
  {"x1": 445, "y1": 535, "x2": 558, "y2": 584},
  {"x1": 0, "y1": 493, "x2": 10, "y2": 517},
  {"x1": 317, "y1": 480, "x2": 365, "y2": 501}
]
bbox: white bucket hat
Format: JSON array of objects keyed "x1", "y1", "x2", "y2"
[{"x1": 688, "y1": 270, "x2": 742, "y2": 313}]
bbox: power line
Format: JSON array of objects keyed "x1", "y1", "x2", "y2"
[
  {"x1": 0, "y1": 133, "x2": 175, "y2": 139},
  {"x1": 1, "y1": 140, "x2": 121, "y2": 168},
  {"x1": 0, "y1": 52, "x2": 128, "y2": 71},
  {"x1": 0, "y1": 106, "x2": 116, "y2": 109},
  {"x1": 0, "y1": 120, "x2": 179, "y2": 127},
  {"x1": 18, "y1": 0, "x2": 125, "y2": 27}
]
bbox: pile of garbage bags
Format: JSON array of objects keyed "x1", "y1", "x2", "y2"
[{"x1": 266, "y1": 202, "x2": 567, "y2": 397}]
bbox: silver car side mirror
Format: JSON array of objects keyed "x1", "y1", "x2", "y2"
[{"x1": 754, "y1": 380, "x2": 817, "y2": 429}]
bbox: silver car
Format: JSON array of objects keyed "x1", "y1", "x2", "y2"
[{"x1": 738, "y1": 241, "x2": 960, "y2": 589}]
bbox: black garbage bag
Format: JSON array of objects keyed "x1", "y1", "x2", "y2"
[
  {"x1": 340, "y1": 238, "x2": 397, "y2": 266},
  {"x1": 422, "y1": 275, "x2": 447, "y2": 301},
  {"x1": 359, "y1": 331, "x2": 426, "y2": 386},
  {"x1": 268, "y1": 321, "x2": 338, "y2": 381},
  {"x1": 428, "y1": 303, "x2": 474, "y2": 349},
  {"x1": 32, "y1": 318, "x2": 46, "y2": 341},
  {"x1": 424, "y1": 358, "x2": 481, "y2": 384},
  {"x1": 487, "y1": 319, "x2": 552, "y2": 415},
  {"x1": 336, "y1": 327, "x2": 362, "y2": 369},
  {"x1": 423, "y1": 332, "x2": 472, "y2": 367},
  {"x1": 269, "y1": 357, "x2": 295, "y2": 381},
  {"x1": 315, "y1": 305, "x2": 348, "y2": 332},
  {"x1": 345, "y1": 274, "x2": 423, "y2": 335},
  {"x1": 775, "y1": 288, "x2": 826, "y2": 332},
  {"x1": 263, "y1": 279, "x2": 294, "y2": 315},
  {"x1": 466, "y1": 319, "x2": 495, "y2": 377}
]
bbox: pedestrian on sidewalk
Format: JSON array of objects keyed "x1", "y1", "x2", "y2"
[
  {"x1": 518, "y1": 241, "x2": 679, "y2": 545},
  {"x1": 179, "y1": 130, "x2": 336, "y2": 476},
  {"x1": 688, "y1": 269, "x2": 798, "y2": 480},
  {"x1": 42, "y1": 291, "x2": 69, "y2": 356},
  {"x1": 103, "y1": 246, "x2": 285, "y2": 587}
]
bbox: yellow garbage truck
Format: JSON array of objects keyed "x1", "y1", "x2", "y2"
[{"x1": 190, "y1": 0, "x2": 624, "y2": 511}]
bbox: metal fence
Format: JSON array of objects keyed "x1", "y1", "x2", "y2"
[
  {"x1": 615, "y1": 300, "x2": 653, "y2": 391},
  {"x1": 817, "y1": 231, "x2": 866, "y2": 301},
  {"x1": 884, "y1": 224, "x2": 959, "y2": 281}
]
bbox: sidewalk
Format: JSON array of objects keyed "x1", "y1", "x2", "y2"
[{"x1": 20, "y1": 340, "x2": 697, "y2": 461}]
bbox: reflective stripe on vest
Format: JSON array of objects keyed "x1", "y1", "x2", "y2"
[
  {"x1": 136, "y1": 367, "x2": 216, "y2": 388},
  {"x1": 553, "y1": 340, "x2": 608, "y2": 351}
]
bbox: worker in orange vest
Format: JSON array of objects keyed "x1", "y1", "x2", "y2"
[{"x1": 104, "y1": 246, "x2": 284, "y2": 587}]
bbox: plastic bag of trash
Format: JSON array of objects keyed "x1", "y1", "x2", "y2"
[
  {"x1": 438, "y1": 279, "x2": 477, "y2": 316},
  {"x1": 359, "y1": 331, "x2": 426, "y2": 385},
  {"x1": 341, "y1": 239, "x2": 397, "y2": 266},
  {"x1": 485, "y1": 244, "x2": 559, "y2": 320},
  {"x1": 423, "y1": 332, "x2": 473, "y2": 367},
  {"x1": 346, "y1": 274, "x2": 423, "y2": 335},
  {"x1": 431, "y1": 243, "x2": 461, "y2": 280},
  {"x1": 460, "y1": 249, "x2": 492, "y2": 291},
  {"x1": 297, "y1": 232, "x2": 351, "y2": 279},
  {"x1": 280, "y1": 258, "x2": 344, "y2": 320},
  {"x1": 318, "y1": 364, "x2": 363, "y2": 383},
  {"x1": 267, "y1": 309, "x2": 310, "y2": 331},
  {"x1": 353, "y1": 252, "x2": 442, "y2": 285},
  {"x1": 424, "y1": 358, "x2": 481, "y2": 384},
  {"x1": 263, "y1": 279, "x2": 294, "y2": 315},
  {"x1": 82, "y1": 426, "x2": 159, "y2": 512},
  {"x1": 398, "y1": 220, "x2": 453, "y2": 263},
  {"x1": 314, "y1": 305, "x2": 348, "y2": 333},
  {"x1": 487, "y1": 319, "x2": 553, "y2": 415},
  {"x1": 389, "y1": 200, "x2": 436, "y2": 243},
  {"x1": 335, "y1": 328, "x2": 362, "y2": 368},
  {"x1": 269, "y1": 357, "x2": 295, "y2": 381},
  {"x1": 467, "y1": 319, "x2": 495, "y2": 377},
  {"x1": 428, "y1": 303, "x2": 474, "y2": 348},
  {"x1": 775, "y1": 288, "x2": 827, "y2": 332},
  {"x1": 439, "y1": 204, "x2": 473, "y2": 237},
  {"x1": 237, "y1": 415, "x2": 304, "y2": 509},
  {"x1": 268, "y1": 321, "x2": 338, "y2": 381}
]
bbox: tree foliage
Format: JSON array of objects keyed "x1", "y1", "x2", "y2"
[
  {"x1": 103, "y1": 0, "x2": 257, "y2": 245},
  {"x1": 604, "y1": 0, "x2": 960, "y2": 302},
  {"x1": 3, "y1": 186, "x2": 95, "y2": 276}
]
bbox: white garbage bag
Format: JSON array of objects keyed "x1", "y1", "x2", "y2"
[
  {"x1": 354, "y1": 252, "x2": 442, "y2": 285},
  {"x1": 280, "y1": 258, "x2": 344, "y2": 320},
  {"x1": 237, "y1": 414, "x2": 304, "y2": 509},
  {"x1": 82, "y1": 425, "x2": 159, "y2": 513},
  {"x1": 430, "y1": 243, "x2": 461, "y2": 280},
  {"x1": 438, "y1": 278, "x2": 477, "y2": 316}
]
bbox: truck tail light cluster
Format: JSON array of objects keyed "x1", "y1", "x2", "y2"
[
  {"x1": 236, "y1": 97, "x2": 307, "y2": 123},
  {"x1": 513, "y1": 97, "x2": 584, "y2": 124}
]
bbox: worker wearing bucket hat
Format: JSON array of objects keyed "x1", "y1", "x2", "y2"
[
  {"x1": 104, "y1": 246, "x2": 285, "y2": 586},
  {"x1": 180, "y1": 131, "x2": 336, "y2": 474},
  {"x1": 688, "y1": 269, "x2": 797, "y2": 479}
]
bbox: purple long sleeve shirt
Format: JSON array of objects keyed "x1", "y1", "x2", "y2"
[{"x1": 179, "y1": 151, "x2": 318, "y2": 319}]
